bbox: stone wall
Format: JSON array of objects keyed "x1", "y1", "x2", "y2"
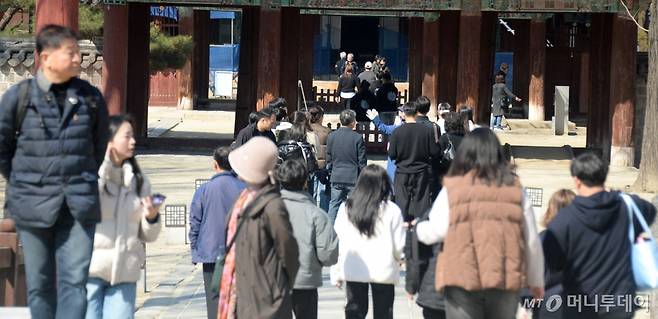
[{"x1": 0, "y1": 39, "x2": 103, "y2": 100}]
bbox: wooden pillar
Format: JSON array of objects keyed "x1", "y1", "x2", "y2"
[
  {"x1": 256, "y1": 7, "x2": 282, "y2": 111},
  {"x1": 299, "y1": 14, "x2": 319, "y2": 110},
  {"x1": 421, "y1": 17, "x2": 440, "y2": 116},
  {"x1": 528, "y1": 19, "x2": 546, "y2": 121},
  {"x1": 456, "y1": 10, "x2": 482, "y2": 120},
  {"x1": 125, "y1": 4, "x2": 150, "y2": 140},
  {"x1": 609, "y1": 14, "x2": 637, "y2": 166},
  {"x1": 477, "y1": 12, "x2": 497, "y2": 124},
  {"x1": 178, "y1": 8, "x2": 194, "y2": 110},
  {"x1": 192, "y1": 10, "x2": 210, "y2": 108},
  {"x1": 587, "y1": 14, "x2": 613, "y2": 159},
  {"x1": 579, "y1": 51, "x2": 590, "y2": 114},
  {"x1": 280, "y1": 8, "x2": 301, "y2": 114},
  {"x1": 511, "y1": 20, "x2": 530, "y2": 105},
  {"x1": 437, "y1": 11, "x2": 460, "y2": 108},
  {"x1": 408, "y1": 17, "x2": 424, "y2": 101},
  {"x1": 35, "y1": 0, "x2": 78, "y2": 33},
  {"x1": 235, "y1": 7, "x2": 260, "y2": 134},
  {"x1": 101, "y1": 5, "x2": 128, "y2": 116}
]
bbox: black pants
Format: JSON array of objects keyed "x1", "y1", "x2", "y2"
[
  {"x1": 292, "y1": 289, "x2": 318, "y2": 319},
  {"x1": 202, "y1": 263, "x2": 219, "y2": 319},
  {"x1": 345, "y1": 282, "x2": 394, "y2": 319}
]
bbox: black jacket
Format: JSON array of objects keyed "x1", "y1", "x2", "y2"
[
  {"x1": 0, "y1": 71, "x2": 109, "y2": 227},
  {"x1": 388, "y1": 123, "x2": 438, "y2": 174},
  {"x1": 326, "y1": 127, "x2": 366, "y2": 185},
  {"x1": 542, "y1": 191, "x2": 656, "y2": 317},
  {"x1": 375, "y1": 82, "x2": 399, "y2": 112},
  {"x1": 234, "y1": 123, "x2": 277, "y2": 148}
]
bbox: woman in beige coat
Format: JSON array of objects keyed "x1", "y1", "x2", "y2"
[{"x1": 86, "y1": 115, "x2": 162, "y2": 319}]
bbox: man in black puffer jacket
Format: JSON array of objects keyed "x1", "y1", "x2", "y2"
[
  {"x1": 0, "y1": 25, "x2": 109, "y2": 318},
  {"x1": 543, "y1": 153, "x2": 656, "y2": 319}
]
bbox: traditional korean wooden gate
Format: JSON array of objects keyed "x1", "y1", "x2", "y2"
[{"x1": 149, "y1": 70, "x2": 179, "y2": 107}]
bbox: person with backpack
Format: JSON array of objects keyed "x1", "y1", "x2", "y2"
[
  {"x1": 542, "y1": 153, "x2": 656, "y2": 318},
  {"x1": 0, "y1": 25, "x2": 110, "y2": 318},
  {"x1": 436, "y1": 112, "x2": 466, "y2": 180},
  {"x1": 277, "y1": 159, "x2": 339, "y2": 319},
  {"x1": 86, "y1": 115, "x2": 162, "y2": 319}
]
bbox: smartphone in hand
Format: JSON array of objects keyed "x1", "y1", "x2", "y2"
[{"x1": 151, "y1": 193, "x2": 166, "y2": 207}]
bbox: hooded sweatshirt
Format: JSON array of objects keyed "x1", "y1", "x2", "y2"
[{"x1": 542, "y1": 190, "x2": 656, "y2": 317}]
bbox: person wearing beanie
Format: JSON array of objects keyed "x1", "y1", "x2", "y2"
[
  {"x1": 358, "y1": 61, "x2": 377, "y2": 88},
  {"x1": 218, "y1": 137, "x2": 300, "y2": 319}
]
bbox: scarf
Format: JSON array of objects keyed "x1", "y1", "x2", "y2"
[{"x1": 218, "y1": 189, "x2": 257, "y2": 319}]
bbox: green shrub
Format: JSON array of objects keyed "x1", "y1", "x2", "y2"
[{"x1": 149, "y1": 23, "x2": 193, "y2": 72}]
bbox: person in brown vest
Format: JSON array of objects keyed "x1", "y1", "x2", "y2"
[{"x1": 415, "y1": 128, "x2": 545, "y2": 319}]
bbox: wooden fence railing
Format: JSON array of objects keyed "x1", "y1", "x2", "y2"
[{"x1": 327, "y1": 122, "x2": 389, "y2": 154}]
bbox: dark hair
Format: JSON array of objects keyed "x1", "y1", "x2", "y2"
[
  {"x1": 382, "y1": 71, "x2": 392, "y2": 81},
  {"x1": 308, "y1": 104, "x2": 325, "y2": 124},
  {"x1": 402, "y1": 101, "x2": 418, "y2": 117},
  {"x1": 276, "y1": 159, "x2": 308, "y2": 191},
  {"x1": 108, "y1": 115, "x2": 144, "y2": 196},
  {"x1": 339, "y1": 109, "x2": 356, "y2": 126},
  {"x1": 274, "y1": 106, "x2": 288, "y2": 122},
  {"x1": 248, "y1": 112, "x2": 259, "y2": 125},
  {"x1": 416, "y1": 96, "x2": 431, "y2": 115},
  {"x1": 36, "y1": 25, "x2": 79, "y2": 54},
  {"x1": 459, "y1": 106, "x2": 474, "y2": 131},
  {"x1": 286, "y1": 111, "x2": 311, "y2": 142},
  {"x1": 444, "y1": 112, "x2": 465, "y2": 135},
  {"x1": 256, "y1": 107, "x2": 275, "y2": 121},
  {"x1": 213, "y1": 146, "x2": 232, "y2": 171},
  {"x1": 447, "y1": 127, "x2": 517, "y2": 187},
  {"x1": 345, "y1": 165, "x2": 392, "y2": 237},
  {"x1": 495, "y1": 74, "x2": 506, "y2": 84},
  {"x1": 570, "y1": 152, "x2": 608, "y2": 187},
  {"x1": 268, "y1": 97, "x2": 287, "y2": 111}
]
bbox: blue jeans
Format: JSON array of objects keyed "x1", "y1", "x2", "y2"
[
  {"x1": 490, "y1": 115, "x2": 503, "y2": 128},
  {"x1": 329, "y1": 183, "x2": 354, "y2": 225},
  {"x1": 86, "y1": 278, "x2": 136, "y2": 319},
  {"x1": 17, "y1": 206, "x2": 95, "y2": 319},
  {"x1": 312, "y1": 175, "x2": 330, "y2": 212}
]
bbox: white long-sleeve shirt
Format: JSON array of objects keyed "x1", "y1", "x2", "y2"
[
  {"x1": 416, "y1": 188, "x2": 545, "y2": 288},
  {"x1": 330, "y1": 201, "x2": 406, "y2": 285}
]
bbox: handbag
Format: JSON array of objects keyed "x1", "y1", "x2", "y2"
[
  {"x1": 441, "y1": 134, "x2": 455, "y2": 165},
  {"x1": 620, "y1": 193, "x2": 658, "y2": 290},
  {"x1": 210, "y1": 212, "x2": 248, "y2": 294}
]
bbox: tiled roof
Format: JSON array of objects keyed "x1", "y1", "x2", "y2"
[{"x1": 0, "y1": 39, "x2": 103, "y2": 69}]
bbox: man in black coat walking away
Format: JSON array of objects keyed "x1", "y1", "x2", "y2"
[
  {"x1": 388, "y1": 102, "x2": 440, "y2": 309},
  {"x1": 0, "y1": 25, "x2": 109, "y2": 318},
  {"x1": 542, "y1": 153, "x2": 656, "y2": 319},
  {"x1": 233, "y1": 106, "x2": 277, "y2": 147},
  {"x1": 326, "y1": 110, "x2": 367, "y2": 224}
]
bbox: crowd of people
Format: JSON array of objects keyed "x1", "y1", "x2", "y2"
[
  {"x1": 0, "y1": 25, "x2": 657, "y2": 319},
  {"x1": 334, "y1": 52, "x2": 399, "y2": 123}
]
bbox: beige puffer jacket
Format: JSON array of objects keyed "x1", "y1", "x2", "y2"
[{"x1": 88, "y1": 156, "x2": 162, "y2": 285}]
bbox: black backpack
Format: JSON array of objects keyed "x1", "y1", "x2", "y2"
[{"x1": 277, "y1": 140, "x2": 319, "y2": 174}]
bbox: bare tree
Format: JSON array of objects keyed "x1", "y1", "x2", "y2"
[{"x1": 633, "y1": 0, "x2": 658, "y2": 192}]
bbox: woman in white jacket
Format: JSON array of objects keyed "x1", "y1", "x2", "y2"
[
  {"x1": 331, "y1": 165, "x2": 405, "y2": 319},
  {"x1": 86, "y1": 115, "x2": 162, "y2": 319}
]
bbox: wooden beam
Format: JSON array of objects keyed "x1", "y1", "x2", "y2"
[
  {"x1": 235, "y1": 7, "x2": 260, "y2": 135},
  {"x1": 437, "y1": 10, "x2": 460, "y2": 108},
  {"x1": 528, "y1": 18, "x2": 546, "y2": 121},
  {"x1": 408, "y1": 17, "x2": 423, "y2": 101},
  {"x1": 421, "y1": 17, "x2": 439, "y2": 115},
  {"x1": 101, "y1": 5, "x2": 129, "y2": 115},
  {"x1": 125, "y1": 3, "x2": 150, "y2": 140},
  {"x1": 193, "y1": 10, "x2": 211, "y2": 106},
  {"x1": 609, "y1": 13, "x2": 637, "y2": 166}
]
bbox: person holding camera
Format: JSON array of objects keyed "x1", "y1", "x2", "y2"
[{"x1": 86, "y1": 115, "x2": 163, "y2": 319}]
